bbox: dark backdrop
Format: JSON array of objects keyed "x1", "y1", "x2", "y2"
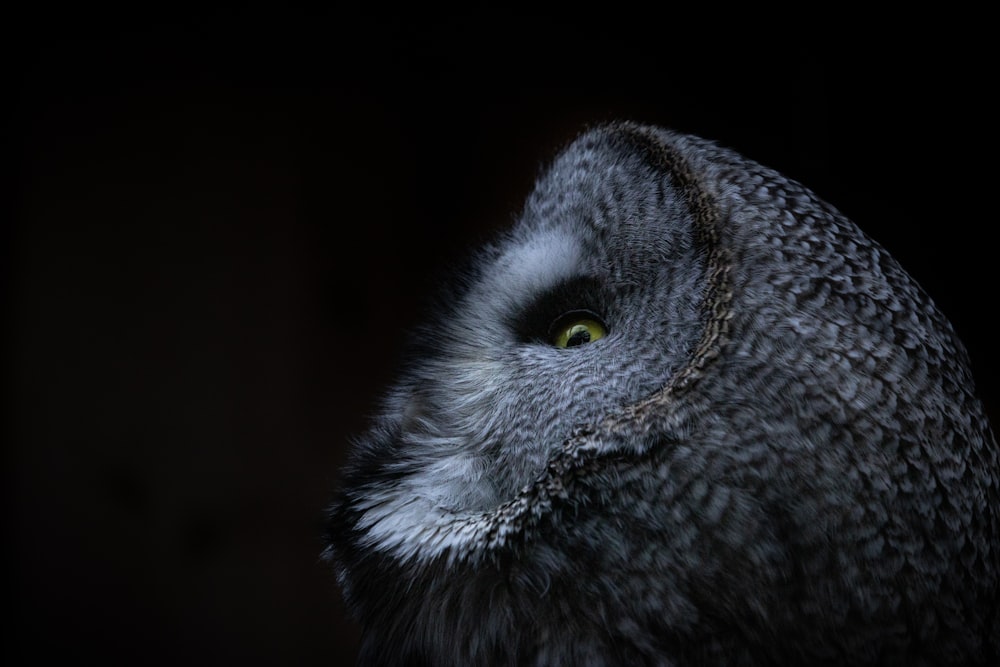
[{"x1": 9, "y1": 11, "x2": 995, "y2": 666}]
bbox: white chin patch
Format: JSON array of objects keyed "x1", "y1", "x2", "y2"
[{"x1": 351, "y1": 450, "x2": 495, "y2": 564}]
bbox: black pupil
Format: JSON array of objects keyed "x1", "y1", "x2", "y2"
[{"x1": 566, "y1": 328, "x2": 591, "y2": 347}]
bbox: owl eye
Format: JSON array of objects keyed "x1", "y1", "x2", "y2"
[{"x1": 549, "y1": 310, "x2": 608, "y2": 348}]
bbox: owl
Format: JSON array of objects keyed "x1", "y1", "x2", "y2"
[{"x1": 323, "y1": 122, "x2": 999, "y2": 665}]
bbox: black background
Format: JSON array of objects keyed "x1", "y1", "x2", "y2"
[{"x1": 9, "y1": 11, "x2": 996, "y2": 666}]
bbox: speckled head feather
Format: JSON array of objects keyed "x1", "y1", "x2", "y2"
[{"x1": 324, "y1": 122, "x2": 999, "y2": 666}]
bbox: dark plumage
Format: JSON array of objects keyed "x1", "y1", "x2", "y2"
[{"x1": 324, "y1": 122, "x2": 999, "y2": 665}]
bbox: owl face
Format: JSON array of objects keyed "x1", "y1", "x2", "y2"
[{"x1": 346, "y1": 130, "x2": 711, "y2": 559}]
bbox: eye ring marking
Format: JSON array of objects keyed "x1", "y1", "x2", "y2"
[{"x1": 549, "y1": 310, "x2": 608, "y2": 348}]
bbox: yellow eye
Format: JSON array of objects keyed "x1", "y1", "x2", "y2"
[{"x1": 550, "y1": 311, "x2": 607, "y2": 348}]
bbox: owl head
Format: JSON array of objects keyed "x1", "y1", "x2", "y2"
[{"x1": 325, "y1": 122, "x2": 999, "y2": 665}]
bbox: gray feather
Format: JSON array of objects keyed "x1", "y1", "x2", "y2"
[{"x1": 324, "y1": 122, "x2": 999, "y2": 666}]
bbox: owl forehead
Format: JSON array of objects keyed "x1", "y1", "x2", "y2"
[
  {"x1": 524, "y1": 131, "x2": 694, "y2": 258},
  {"x1": 457, "y1": 227, "x2": 589, "y2": 334},
  {"x1": 493, "y1": 227, "x2": 587, "y2": 296},
  {"x1": 453, "y1": 139, "x2": 694, "y2": 333}
]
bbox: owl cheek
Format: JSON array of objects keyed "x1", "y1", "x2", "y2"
[
  {"x1": 398, "y1": 388, "x2": 434, "y2": 436},
  {"x1": 395, "y1": 406, "x2": 416, "y2": 440}
]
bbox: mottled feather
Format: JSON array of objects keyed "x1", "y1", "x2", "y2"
[{"x1": 324, "y1": 122, "x2": 999, "y2": 666}]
